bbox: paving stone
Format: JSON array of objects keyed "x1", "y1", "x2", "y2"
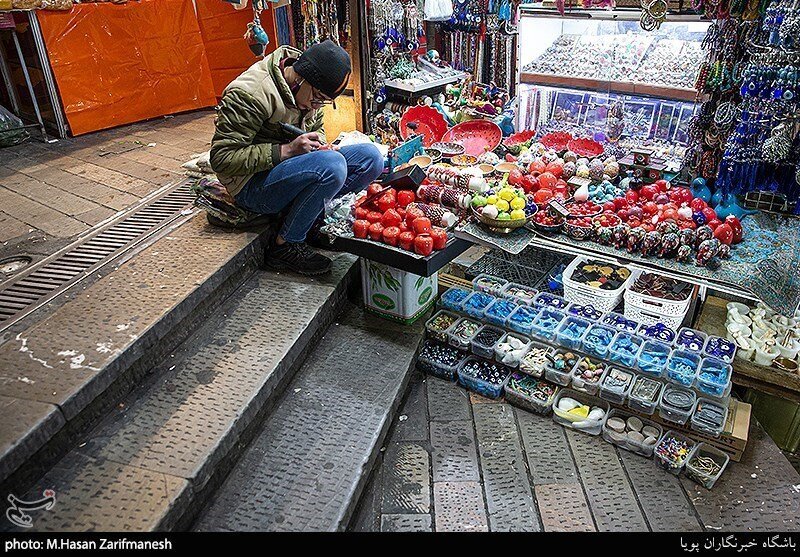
[
  {"x1": 469, "y1": 392, "x2": 500, "y2": 404},
  {"x1": 432, "y1": 481, "x2": 488, "y2": 532},
  {"x1": 516, "y1": 409, "x2": 578, "y2": 484},
  {"x1": 566, "y1": 430, "x2": 649, "y2": 532},
  {"x1": 535, "y1": 483, "x2": 596, "y2": 532},
  {"x1": 430, "y1": 420, "x2": 479, "y2": 482},
  {"x1": 473, "y1": 404, "x2": 539, "y2": 531},
  {"x1": 0, "y1": 396, "x2": 65, "y2": 482},
  {"x1": 0, "y1": 212, "x2": 31, "y2": 242},
  {"x1": 381, "y1": 442, "x2": 430, "y2": 514},
  {"x1": 392, "y1": 372, "x2": 428, "y2": 442},
  {"x1": 680, "y1": 419, "x2": 800, "y2": 532},
  {"x1": 74, "y1": 205, "x2": 118, "y2": 227},
  {"x1": 1, "y1": 178, "x2": 100, "y2": 217},
  {"x1": 381, "y1": 514, "x2": 432, "y2": 532},
  {"x1": 619, "y1": 450, "x2": 702, "y2": 532},
  {"x1": 75, "y1": 269, "x2": 352, "y2": 489},
  {"x1": 349, "y1": 462, "x2": 382, "y2": 532},
  {"x1": 427, "y1": 377, "x2": 470, "y2": 422},
  {"x1": 193, "y1": 305, "x2": 420, "y2": 531},
  {"x1": 0, "y1": 186, "x2": 88, "y2": 238},
  {"x1": 9, "y1": 451, "x2": 189, "y2": 532}
]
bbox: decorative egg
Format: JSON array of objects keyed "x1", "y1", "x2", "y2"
[
  {"x1": 563, "y1": 151, "x2": 578, "y2": 163},
  {"x1": 543, "y1": 150, "x2": 558, "y2": 163},
  {"x1": 589, "y1": 159, "x2": 605, "y2": 181},
  {"x1": 577, "y1": 158, "x2": 590, "y2": 167},
  {"x1": 604, "y1": 161, "x2": 620, "y2": 179},
  {"x1": 576, "y1": 164, "x2": 591, "y2": 179},
  {"x1": 517, "y1": 150, "x2": 535, "y2": 166},
  {"x1": 563, "y1": 161, "x2": 577, "y2": 179}
]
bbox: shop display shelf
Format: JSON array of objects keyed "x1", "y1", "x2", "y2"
[
  {"x1": 666, "y1": 349, "x2": 701, "y2": 387},
  {"x1": 685, "y1": 443, "x2": 730, "y2": 489},
  {"x1": 504, "y1": 372, "x2": 560, "y2": 415},
  {"x1": 457, "y1": 356, "x2": 512, "y2": 399},
  {"x1": 601, "y1": 409, "x2": 663, "y2": 457},
  {"x1": 655, "y1": 430, "x2": 697, "y2": 475},
  {"x1": 627, "y1": 374, "x2": 664, "y2": 415},
  {"x1": 425, "y1": 310, "x2": 460, "y2": 343},
  {"x1": 520, "y1": 72, "x2": 698, "y2": 103},
  {"x1": 416, "y1": 340, "x2": 466, "y2": 381},
  {"x1": 552, "y1": 389, "x2": 610, "y2": 436},
  {"x1": 471, "y1": 324, "x2": 506, "y2": 360}
]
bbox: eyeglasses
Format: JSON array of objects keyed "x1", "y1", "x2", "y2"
[{"x1": 296, "y1": 78, "x2": 333, "y2": 107}]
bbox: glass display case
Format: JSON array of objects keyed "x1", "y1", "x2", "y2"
[{"x1": 516, "y1": 8, "x2": 710, "y2": 150}]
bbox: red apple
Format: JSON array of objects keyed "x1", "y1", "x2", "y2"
[{"x1": 713, "y1": 223, "x2": 734, "y2": 245}]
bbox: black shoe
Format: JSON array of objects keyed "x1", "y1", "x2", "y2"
[{"x1": 265, "y1": 241, "x2": 332, "y2": 276}]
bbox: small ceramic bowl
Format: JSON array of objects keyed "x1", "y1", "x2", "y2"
[
  {"x1": 452, "y1": 154, "x2": 478, "y2": 167},
  {"x1": 478, "y1": 163, "x2": 495, "y2": 176},
  {"x1": 425, "y1": 148, "x2": 442, "y2": 163},
  {"x1": 494, "y1": 161, "x2": 518, "y2": 174},
  {"x1": 726, "y1": 302, "x2": 751, "y2": 315},
  {"x1": 726, "y1": 313, "x2": 752, "y2": 328},
  {"x1": 772, "y1": 356, "x2": 798, "y2": 373},
  {"x1": 777, "y1": 339, "x2": 800, "y2": 360},
  {"x1": 409, "y1": 155, "x2": 433, "y2": 169},
  {"x1": 754, "y1": 344, "x2": 779, "y2": 366}
]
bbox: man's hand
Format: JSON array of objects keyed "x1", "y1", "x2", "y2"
[{"x1": 280, "y1": 132, "x2": 323, "y2": 159}]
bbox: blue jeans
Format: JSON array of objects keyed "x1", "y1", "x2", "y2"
[{"x1": 234, "y1": 144, "x2": 384, "y2": 243}]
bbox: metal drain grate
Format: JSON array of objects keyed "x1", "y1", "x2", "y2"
[{"x1": 0, "y1": 180, "x2": 197, "y2": 331}]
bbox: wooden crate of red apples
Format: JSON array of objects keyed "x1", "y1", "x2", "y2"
[{"x1": 351, "y1": 183, "x2": 448, "y2": 257}]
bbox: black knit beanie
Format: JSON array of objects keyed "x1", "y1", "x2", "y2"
[{"x1": 293, "y1": 39, "x2": 352, "y2": 99}]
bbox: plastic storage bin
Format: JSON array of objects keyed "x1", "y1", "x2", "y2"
[
  {"x1": 696, "y1": 357, "x2": 732, "y2": 398},
  {"x1": 666, "y1": 349, "x2": 700, "y2": 387},
  {"x1": 457, "y1": 356, "x2": 511, "y2": 399},
  {"x1": 447, "y1": 318, "x2": 482, "y2": 351},
  {"x1": 581, "y1": 324, "x2": 616, "y2": 358},
  {"x1": 636, "y1": 340, "x2": 672, "y2": 377},
  {"x1": 659, "y1": 384, "x2": 697, "y2": 425},
  {"x1": 425, "y1": 310, "x2": 460, "y2": 343},
  {"x1": 601, "y1": 409, "x2": 662, "y2": 457},
  {"x1": 562, "y1": 257, "x2": 633, "y2": 313},
  {"x1": 416, "y1": 340, "x2": 466, "y2": 381},
  {"x1": 601, "y1": 312, "x2": 639, "y2": 334},
  {"x1": 685, "y1": 443, "x2": 730, "y2": 489},
  {"x1": 471, "y1": 324, "x2": 506, "y2": 359},
  {"x1": 599, "y1": 367, "x2": 636, "y2": 404},
  {"x1": 552, "y1": 389, "x2": 610, "y2": 436},
  {"x1": 566, "y1": 302, "x2": 604, "y2": 322},
  {"x1": 438, "y1": 287, "x2": 472, "y2": 312},
  {"x1": 534, "y1": 292, "x2": 570, "y2": 311},
  {"x1": 654, "y1": 430, "x2": 696, "y2": 475},
  {"x1": 484, "y1": 298, "x2": 519, "y2": 327},
  {"x1": 494, "y1": 332, "x2": 532, "y2": 369},
  {"x1": 571, "y1": 356, "x2": 608, "y2": 395},
  {"x1": 544, "y1": 349, "x2": 580, "y2": 386},
  {"x1": 675, "y1": 327, "x2": 708, "y2": 353},
  {"x1": 627, "y1": 375, "x2": 664, "y2": 415},
  {"x1": 555, "y1": 316, "x2": 592, "y2": 350},
  {"x1": 519, "y1": 343, "x2": 553, "y2": 378},
  {"x1": 461, "y1": 291, "x2": 496, "y2": 320},
  {"x1": 623, "y1": 270, "x2": 693, "y2": 331},
  {"x1": 703, "y1": 336, "x2": 737, "y2": 364},
  {"x1": 637, "y1": 322, "x2": 677, "y2": 344},
  {"x1": 691, "y1": 397, "x2": 728, "y2": 437},
  {"x1": 530, "y1": 308, "x2": 565, "y2": 342},
  {"x1": 608, "y1": 332, "x2": 643, "y2": 368},
  {"x1": 504, "y1": 372, "x2": 560, "y2": 415},
  {"x1": 501, "y1": 282, "x2": 539, "y2": 305},
  {"x1": 507, "y1": 305, "x2": 541, "y2": 336},
  {"x1": 473, "y1": 274, "x2": 508, "y2": 296}
]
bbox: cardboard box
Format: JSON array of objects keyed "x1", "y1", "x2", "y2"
[{"x1": 361, "y1": 259, "x2": 437, "y2": 324}]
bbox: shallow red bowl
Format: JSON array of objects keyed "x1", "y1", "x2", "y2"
[
  {"x1": 503, "y1": 130, "x2": 536, "y2": 147},
  {"x1": 400, "y1": 106, "x2": 448, "y2": 147},
  {"x1": 441, "y1": 120, "x2": 503, "y2": 157},
  {"x1": 540, "y1": 131, "x2": 573, "y2": 152},
  {"x1": 568, "y1": 137, "x2": 605, "y2": 158}
]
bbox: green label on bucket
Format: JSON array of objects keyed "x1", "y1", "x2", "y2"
[
  {"x1": 372, "y1": 293, "x2": 396, "y2": 310},
  {"x1": 418, "y1": 286, "x2": 432, "y2": 305}
]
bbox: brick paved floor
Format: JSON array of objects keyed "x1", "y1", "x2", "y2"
[
  {"x1": 351, "y1": 370, "x2": 800, "y2": 532},
  {"x1": 0, "y1": 110, "x2": 215, "y2": 264}
]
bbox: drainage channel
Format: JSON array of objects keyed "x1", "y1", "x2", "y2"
[{"x1": 0, "y1": 179, "x2": 197, "y2": 332}]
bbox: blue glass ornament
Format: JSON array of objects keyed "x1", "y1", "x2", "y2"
[{"x1": 690, "y1": 177, "x2": 712, "y2": 202}]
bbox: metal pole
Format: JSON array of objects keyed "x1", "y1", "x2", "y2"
[
  {"x1": 0, "y1": 36, "x2": 21, "y2": 115},
  {"x1": 28, "y1": 12, "x2": 66, "y2": 140},
  {"x1": 11, "y1": 28, "x2": 48, "y2": 141}
]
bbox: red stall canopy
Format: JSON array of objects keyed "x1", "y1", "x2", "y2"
[{"x1": 38, "y1": 0, "x2": 218, "y2": 135}]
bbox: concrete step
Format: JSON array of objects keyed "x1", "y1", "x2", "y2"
[
  {"x1": 192, "y1": 303, "x2": 425, "y2": 532},
  {"x1": 6, "y1": 250, "x2": 358, "y2": 531},
  {"x1": 0, "y1": 215, "x2": 267, "y2": 493}
]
